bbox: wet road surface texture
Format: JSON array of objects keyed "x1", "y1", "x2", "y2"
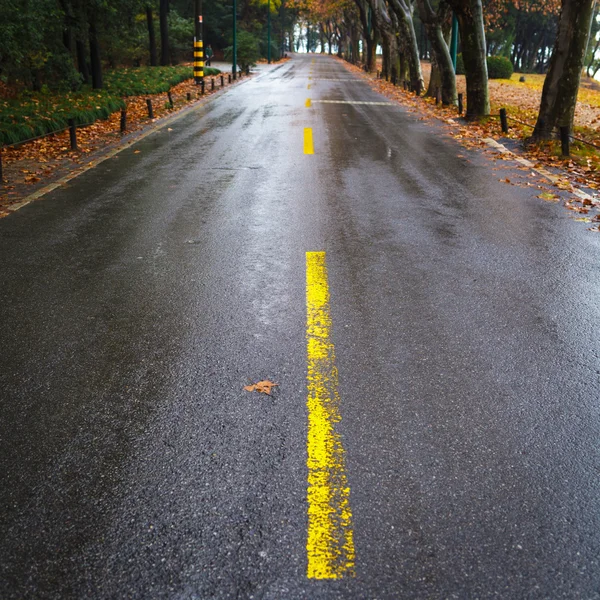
[{"x1": 1, "y1": 54, "x2": 600, "y2": 599}]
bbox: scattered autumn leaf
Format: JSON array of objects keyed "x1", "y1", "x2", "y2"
[
  {"x1": 565, "y1": 202, "x2": 589, "y2": 214},
  {"x1": 244, "y1": 380, "x2": 279, "y2": 395},
  {"x1": 537, "y1": 192, "x2": 560, "y2": 202}
]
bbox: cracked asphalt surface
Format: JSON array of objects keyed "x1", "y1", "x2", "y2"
[{"x1": 1, "y1": 54, "x2": 600, "y2": 598}]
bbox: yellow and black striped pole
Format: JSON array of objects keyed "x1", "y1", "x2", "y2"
[{"x1": 194, "y1": 0, "x2": 204, "y2": 84}]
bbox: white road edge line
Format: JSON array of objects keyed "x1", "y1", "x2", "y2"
[{"x1": 483, "y1": 137, "x2": 597, "y2": 203}]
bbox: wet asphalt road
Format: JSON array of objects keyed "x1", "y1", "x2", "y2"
[{"x1": 2, "y1": 54, "x2": 600, "y2": 599}]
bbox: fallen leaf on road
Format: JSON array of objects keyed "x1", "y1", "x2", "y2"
[
  {"x1": 565, "y1": 202, "x2": 589, "y2": 214},
  {"x1": 537, "y1": 192, "x2": 560, "y2": 202},
  {"x1": 244, "y1": 380, "x2": 279, "y2": 395}
]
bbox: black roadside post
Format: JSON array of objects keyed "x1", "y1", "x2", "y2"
[
  {"x1": 187, "y1": 92, "x2": 192, "y2": 101},
  {"x1": 458, "y1": 93, "x2": 463, "y2": 115},
  {"x1": 120, "y1": 108, "x2": 127, "y2": 133},
  {"x1": 167, "y1": 91, "x2": 174, "y2": 108},
  {"x1": 68, "y1": 119, "x2": 78, "y2": 150},
  {"x1": 560, "y1": 126, "x2": 570, "y2": 157},
  {"x1": 146, "y1": 99, "x2": 154, "y2": 118},
  {"x1": 500, "y1": 108, "x2": 508, "y2": 134},
  {"x1": 194, "y1": 0, "x2": 204, "y2": 86},
  {"x1": 221, "y1": 74, "x2": 224, "y2": 86},
  {"x1": 211, "y1": 78, "x2": 215, "y2": 90}
]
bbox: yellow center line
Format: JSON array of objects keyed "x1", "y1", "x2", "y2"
[
  {"x1": 307, "y1": 83, "x2": 312, "y2": 89},
  {"x1": 304, "y1": 128, "x2": 314, "y2": 155},
  {"x1": 306, "y1": 98, "x2": 312, "y2": 108},
  {"x1": 306, "y1": 251, "x2": 355, "y2": 580}
]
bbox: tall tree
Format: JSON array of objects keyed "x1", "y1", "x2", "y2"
[
  {"x1": 160, "y1": 0, "x2": 170, "y2": 65},
  {"x1": 417, "y1": 0, "x2": 456, "y2": 104},
  {"x1": 89, "y1": 16, "x2": 103, "y2": 88},
  {"x1": 446, "y1": 0, "x2": 489, "y2": 118},
  {"x1": 388, "y1": 0, "x2": 424, "y2": 93},
  {"x1": 147, "y1": 5, "x2": 158, "y2": 65},
  {"x1": 532, "y1": 0, "x2": 598, "y2": 140}
]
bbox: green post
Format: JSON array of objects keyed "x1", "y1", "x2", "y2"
[
  {"x1": 267, "y1": 0, "x2": 271, "y2": 63},
  {"x1": 450, "y1": 13, "x2": 458, "y2": 72},
  {"x1": 232, "y1": 0, "x2": 237, "y2": 79}
]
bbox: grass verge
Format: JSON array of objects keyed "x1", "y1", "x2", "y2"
[{"x1": 0, "y1": 65, "x2": 221, "y2": 145}]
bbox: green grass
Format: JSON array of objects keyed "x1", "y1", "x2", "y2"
[
  {"x1": 104, "y1": 65, "x2": 220, "y2": 96},
  {"x1": 0, "y1": 65, "x2": 221, "y2": 145}
]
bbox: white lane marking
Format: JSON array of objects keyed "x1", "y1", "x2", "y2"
[{"x1": 312, "y1": 100, "x2": 392, "y2": 106}]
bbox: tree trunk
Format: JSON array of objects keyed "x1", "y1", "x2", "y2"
[
  {"x1": 532, "y1": 0, "x2": 597, "y2": 140},
  {"x1": 381, "y1": 32, "x2": 391, "y2": 79},
  {"x1": 355, "y1": 0, "x2": 377, "y2": 71},
  {"x1": 159, "y1": 0, "x2": 170, "y2": 66},
  {"x1": 389, "y1": 0, "x2": 424, "y2": 94},
  {"x1": 146, "y1": 6, "x2": 158, "y2": 66},
  {"x1": 76, "y1": 39, "x2": 90, "y2": 84},
  {"x1": 418, "y1": 0, "x2": 457, "y2": 105},
  {"x1": 446, "y1": 0, "x2": 489, "y2": 118},
  {"x1": 89, "y1": 19, "x2": 103, "y2": 89}
]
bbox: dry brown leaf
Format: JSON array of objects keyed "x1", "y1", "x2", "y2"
[
  {"x1": 537, "y1": 192, "x2": 560, "y2": 202},
  {"x1": 244, "y1": 380, "x2": 279, "y2": 395},
  {"x1": 565, "y1": 202, "x2": 589, "y2": 214}
]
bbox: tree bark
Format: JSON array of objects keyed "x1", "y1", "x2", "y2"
[
  {"x1": 89, "y1": 18, "x2": 103, "y2": 89},
  {"x1": 388, "y1": 0, "x2": 424, "y2": 94},
  {"x1": 355, "y1": 0, "x2": 377, "y2": 71},
  {"x1": 76, "y1": 39, "x2": 89, "y2": 84},
  {"x1": 417, "y1": 0, "x2": 456, "y2": 105},
  {"x1": 446, "y1": 0, "x2": 489, "y2": 118},
  {"x1": 146, "y1": 6, "x2": 158, "y2": 66},
  {"x1": 159, "y1": 0, "x2": 170, "y2": 66},
  {"x1": 532, "y1": 0, "x2": 597, "y2": 140}
]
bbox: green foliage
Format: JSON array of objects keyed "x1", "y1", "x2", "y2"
[
  {"x1": 487, "y1": 56, "x2": 514, "y2": 79},
  {"x1": 455, "y1": 54, "x2": 514, "y2": 80},
  {"x1": 0, "y1": 66, "x2": 220, "y2": 145},
  {"x1": 0, "y1": 91, "x2": 125, "y2": 145},
  {"x1": 106, "y1": 66, "x2": 189, "y2": 96},
  {"x1": 166, "y1": 9, "x2": 195, "y2": 64},
  {"x1": 224, "y1": 30, "x2": 261, "y2": 72}
]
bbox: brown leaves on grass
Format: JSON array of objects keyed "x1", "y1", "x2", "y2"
[{"x1": 244, "y1": 380, "x2": 279, "y2": 396}]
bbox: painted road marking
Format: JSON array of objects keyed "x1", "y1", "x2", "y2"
[
  {"x1": 304, "y1": 128, "x2": 314, "y2": 155},
  {"x1": 306, "y1": 98, "x2": 312, "y2": 108},
  {"x1": 308, "y1": 84, "x2": 312, "y2": 89},
  {"x1": 483, "y1": 137, "x2": 598, "y2": 203},
  {"x1": 306, "y1": 251, "x2": 355, "y2": 580},
  {"x1": 312, "y1": 100, "x2": 392, "y2": 106}
]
